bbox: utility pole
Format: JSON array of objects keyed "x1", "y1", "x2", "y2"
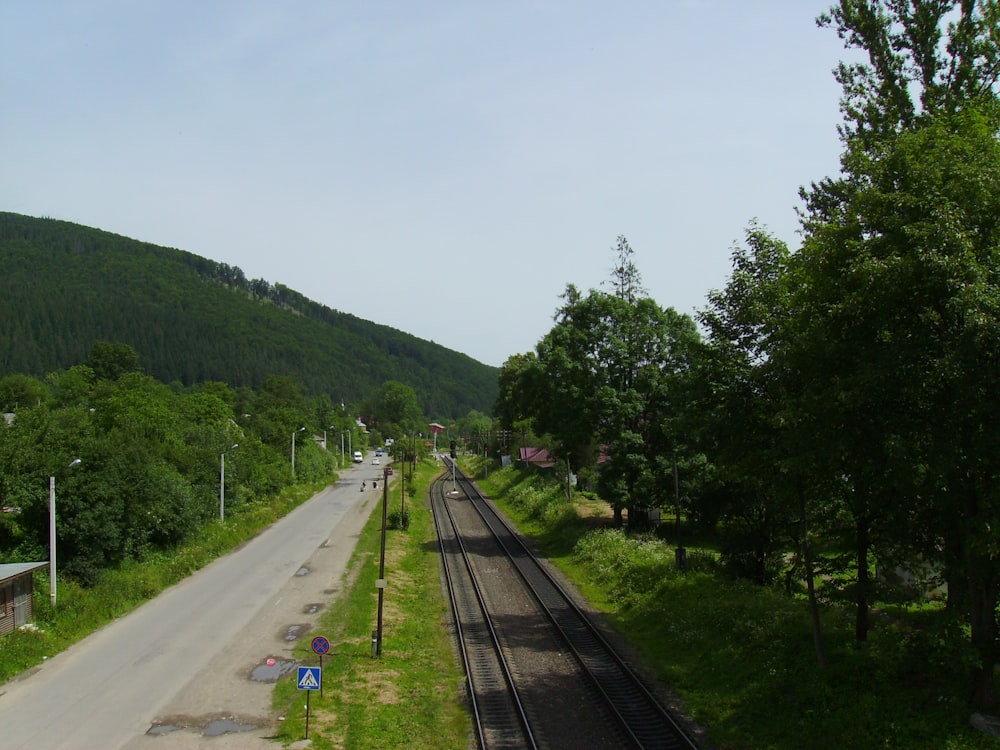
[
  {"x1": 375, "y1": 467, "x2": 389, "y2": 657},
  {"x1": 674, "y1": 454, "x2": 686, "y2": 570},
  {"x1": 49, "y1": 458, "x2": 81, "y2": 606}
]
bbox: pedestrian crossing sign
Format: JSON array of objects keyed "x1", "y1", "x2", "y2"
[{"x1": 297, "y1": 666, "x2": 321, "y2": 691}]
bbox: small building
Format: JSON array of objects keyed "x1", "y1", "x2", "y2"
[
  {"x1": 519, "y1": 447, "x2": 556, "y2": 468},
  {"x1": 0, "y1": 562, "x2": 48, "y2": 636}
]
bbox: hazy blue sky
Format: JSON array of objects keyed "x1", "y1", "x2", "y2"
[{"x1": 2, "y1": 2, "x2": 854, "y2": 367}]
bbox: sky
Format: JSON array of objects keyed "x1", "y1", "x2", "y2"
[{"x1": 2, "y1": 1, "x2": 855, "y2": 368}]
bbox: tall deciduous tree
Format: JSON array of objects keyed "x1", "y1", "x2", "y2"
[
  {"x1": 798, "y1": 0, "x2": 1000, "y2": 706},
  {"x1": 369, "y1": 380, "x2": 423, "y2": 435},
  {"x1": 531, "y1": 238, "x2": 701, "y2": 523},
  {"x1": 697, "y1": 224, "x2": 796, "y2": 583},
  {"x1": 493, "y1": 352, "x2": 537, "y2": 431},
  {"x1": 84, "y1": 341, "x2": 142, "y2": 381},
  {"x1": 800, "y1": 103, "x2": 1000, "y2": 702},
  {"x1": 532, "y1": 283, "x2": 606, "y2": 504},
  {"x1": 697, "y1": 223, "x2": 833, "y2": 667}
]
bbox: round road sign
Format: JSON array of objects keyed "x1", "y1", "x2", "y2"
[{"x1": 311, "y1": 635, "x2": 331, "y2": 656}]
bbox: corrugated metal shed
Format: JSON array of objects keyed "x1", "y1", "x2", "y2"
[
  {"x1": 0, "y1": 562, "x2": 48, "y2": 585},
  {"x1": 1, "y1": 562, "x2": 48, "y2": 636}
]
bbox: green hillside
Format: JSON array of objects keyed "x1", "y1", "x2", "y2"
[{"x1": 0, "y1": 212, "x2": 497, "y2": 418}]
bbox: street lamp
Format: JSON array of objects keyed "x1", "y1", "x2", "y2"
[
  {"x1": 291, "y1": 426, "x2": 306, "y2": 477},
  {"x1": 50, "y1": 458, "x2": 81, "y2": 607},
  {"x1": 220, "y1": 443, "x2": 238, "y2": 521},
  {"x1": 376, "y1": 465, "x2": 390, "y2": 657}
]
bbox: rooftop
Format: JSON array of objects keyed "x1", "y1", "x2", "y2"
[{"x1": 0, "y1": 562, "x2": 48, "y2": 585}]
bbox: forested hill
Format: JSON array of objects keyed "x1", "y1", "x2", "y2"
[{"x1": 0, "y1": 212, "x2": 497, "y2": 418}]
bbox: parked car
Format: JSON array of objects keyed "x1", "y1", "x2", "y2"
[
  {"x1": 352, "y1": 450, "x2": 363, "y2": 463},
  {"x1": 385, "y1": 466, "x2": 394, "y2": 475}
]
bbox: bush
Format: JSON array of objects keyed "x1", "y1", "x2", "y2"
[
  {"x1": 682, "y1": 548, "x2": 721, "y2": 574},
  {"x1": 505, "y1": 476, "x2": 572, "y2": 525},
  {"x1": 573, "y1": 528, "x2": 680, "y2": 604},
  {"x1": 387, "y1": 509, "x2": 410, "y2": 530}
]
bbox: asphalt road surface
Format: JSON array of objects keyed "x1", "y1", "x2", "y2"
[{"x1": 0, "y1": 457, "x2": 386, "y2": 749}]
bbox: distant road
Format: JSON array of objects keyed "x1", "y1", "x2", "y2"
[{"x1": 0, "y1": 459, "x2": 378, "y2": 750}]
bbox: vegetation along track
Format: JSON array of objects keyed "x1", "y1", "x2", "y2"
[{"x1": 431, "y1": 459, "x2": 700, "y2": 750}]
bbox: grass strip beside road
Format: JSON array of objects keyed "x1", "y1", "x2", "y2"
[{"x1": 271, "y1": 457, "x2": 469, "y2": 749}]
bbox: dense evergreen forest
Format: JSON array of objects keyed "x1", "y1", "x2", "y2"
[{"x1": 0, "y1": 212, "x2": 497, "y2": 419}]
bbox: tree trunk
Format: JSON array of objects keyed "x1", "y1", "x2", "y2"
[
  {"x1": 969, "y1": 580, "x2": 998, "y2": 710},
  {"x1": 942, "y1": 518, "x2": 968, "y2": 615},
  {"x1": 800, "y1": 483, "x2": 826, "y2": 669},
  {"x1": 753, "y1": 502, "x2": 771, "y2": 586},
  {"x1": 565, "y1": 461, "x2": 573, "y2": 504},
  {"x1": 966, "y1": 484, "x2": 998, "y2": 709},
  {"x1": 855, "y1": 516, "x2": 870, "y2": 643}
]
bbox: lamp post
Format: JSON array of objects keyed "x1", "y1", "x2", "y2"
[
  {"x1": 220, "y1": 443, "x2": 238, "y2": 521},
  {"x1": 50, "y1": 458, "x2": 81, "y2": 607},
  {"x1": 400, "y1": 435, "x2": 407, "y2": 516},
  {"x1": 291, "y1": 426, "x2": 306, "y2": 478},
  {"x1": 376, "y1": 465, "x2": 390, "y2": 657}
]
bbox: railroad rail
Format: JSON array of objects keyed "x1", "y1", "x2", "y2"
[
  {"x1": 432, "y1": 470, "x2": 537, "y2": 749},
  {"x1": 432, "y1": 458, "x2": 700, "y2": 750}
]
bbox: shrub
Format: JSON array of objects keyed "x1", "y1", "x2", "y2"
[
  {"x1": 387, "y1": 509, "x2": 410, "y2": 530},
  {"x1": 573, "y1": 528, "x2": 680, "y2": 604}
]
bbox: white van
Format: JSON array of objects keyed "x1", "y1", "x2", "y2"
[{"x1": 352, "y1": 450, "x2": 363, "y2": 463}]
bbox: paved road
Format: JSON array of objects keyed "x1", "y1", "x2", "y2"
[{"x1": 0, "y1": 458, "x2": 385, "y2": 750}]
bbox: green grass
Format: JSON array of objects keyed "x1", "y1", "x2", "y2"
[
  {"x1": 465, "y1": 460, "x2": 996, "y2": 750},
  {"x1": 0, "y1": 481, "x2": 327, "y2": 684},
  {"x1": 270, "y1": 457, "x2": 469, "y2": 749}
]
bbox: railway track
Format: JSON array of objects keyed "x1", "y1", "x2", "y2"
[
  {"x1": 432, "y1": 469, "x2": 537, "y2": 749},
  {"x1": 431, "y1": 459, "x2": 700, "y2": 750}
]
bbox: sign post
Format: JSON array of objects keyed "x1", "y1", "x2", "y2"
[
  {"x1": 311, "y1": 636, "x2": 331, "y2": 697},
  {"x1": 297, "y1": 666, "x2": 322, "y2": 738}
]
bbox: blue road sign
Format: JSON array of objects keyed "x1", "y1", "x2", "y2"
[
  {"x1": 297, "y1": 666, "x2": 321, "y2": 691},
  {"x1": 311, "y1": 635, "x2": 330, "y2": 656}
]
